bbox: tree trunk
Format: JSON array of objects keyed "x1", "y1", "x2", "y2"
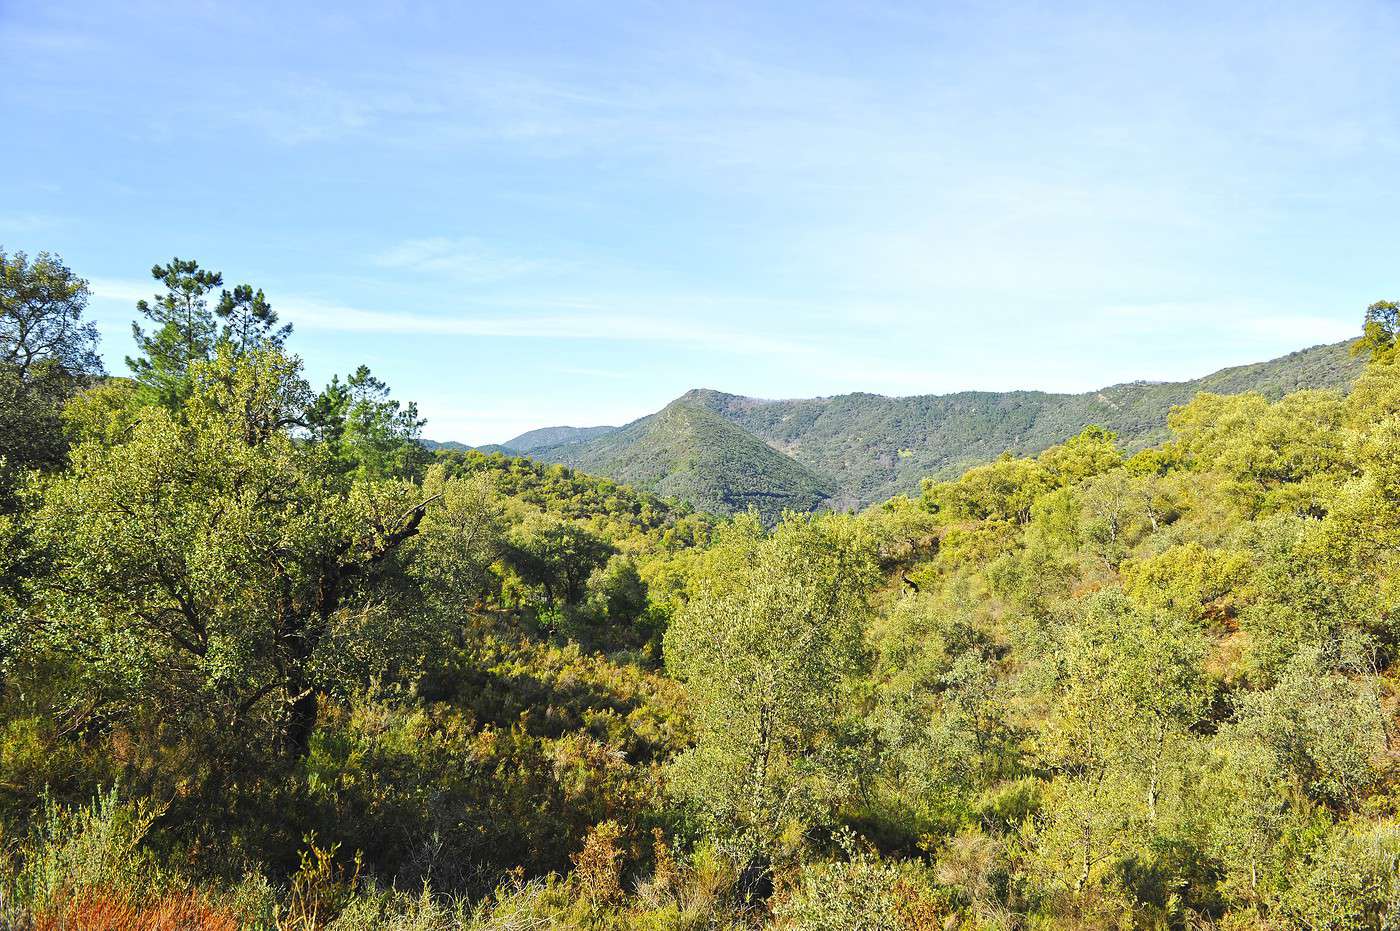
[{"x1": 286, "y1": 687, "x2": 318, "y2": 758}]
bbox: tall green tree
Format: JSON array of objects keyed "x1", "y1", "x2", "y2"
[
  {"x1": 1354, "y1": 299, "x2": 1400, "y2": 364},
  {"x1": 215, "y1": 283, "x2": 290, "y2": 355},
  {"x1": 665, "y1": 513, "x2": 876, "y2": 859},
  {"x1": 0, "y1": 249, "x2": 102, "y2": 683},
  {"x1": 305, "y1": 365, "x2": 429, "y2": 480},
  {"x1": 127, "y1": 258, "x2": 223, "y2": 408},
  {"x1": 32, "y1": 345, "x2": 438, "y2": 761},
  {"x1": 0, "y1": 249, "x2": 100, "y2": 488}
]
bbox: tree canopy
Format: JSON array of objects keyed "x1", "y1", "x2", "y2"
[{"x1": 1, "y1": 258, "x2": 1398, "y2": 930}]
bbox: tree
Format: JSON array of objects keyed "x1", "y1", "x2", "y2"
[
  {"x1": 1034, "y1": 592, "x2": 1210, "y2": 893},
  {"x1": 127, "y1": 258, "x2": 223, "y2": 408},
  {"x1": 923, "y1": 454, "x2": 1051, "y2": 525},
  {"x1": 31, "y1": 346, "x2": 438, "y2": 761},
  {"x1": 0, "y1": 250, "x2": 99, "y2": 382},
  {"x1": 215, "y1": 283, "x2": 290, "y2": 355},
  {"x1": 1228, "y1": 649, "x2": 1380, "y2": 808},
  {"x1": 305, "y1": 366, "x2": 429, "y2": 480},
  {"x1": 1038, "y1": 425, "x2": 1122, "y2": 487},
  {"x1": 664, "y1": 513, "x2": 876, "y2": 858},
  {"x1": 584, "y1": 555, "x2": 648, "y2": 625},
  {"x1": 410, "y1": 465, "x2": 504, "y2": 612},
  {"x1": 1353, "y1": 299, "x2": 1400, "y2": 364},
  {"x1": 1165, "y1": 390, "x2": 1349, "y2": 517},
  {"x1": 0, "y1": 249, "x2": 101, "y2": 471},
  {"x1": 503, "y1": 511, "x2": 613, "y2": 609}
]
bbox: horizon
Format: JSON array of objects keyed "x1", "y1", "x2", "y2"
[{"x1": 5, "y1": 1, "x2": 1396, "y2": 444}]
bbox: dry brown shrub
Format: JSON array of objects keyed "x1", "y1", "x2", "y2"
[
  {"x1": 32, "y1": 889, "x2": 238, "y2": 931},
  {"x1": 571, "y1": 820, "x2": 624, "y2": 906}
]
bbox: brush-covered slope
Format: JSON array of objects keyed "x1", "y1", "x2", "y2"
[
  {"x1": 501, "y1": 424, "x2": 616, "y2": 452},
  {"x1": 685, "y1": 339, "x2": 1363, "y2": 507},
  {"x1": 532, "y1": 400, "x2": 831, "y2": 519}
]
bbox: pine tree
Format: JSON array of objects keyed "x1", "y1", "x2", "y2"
[{"x1": 127, "y1": 257, "x2": 223, "y2": 408}]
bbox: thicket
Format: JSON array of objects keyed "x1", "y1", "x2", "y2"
[{"x1": 1, "y1": 252, "x2": 1398, "y2": 929}]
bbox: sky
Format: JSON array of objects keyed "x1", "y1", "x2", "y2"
[{"x1": 3, "y1": 0, "x2": 1397, "y2": 444}]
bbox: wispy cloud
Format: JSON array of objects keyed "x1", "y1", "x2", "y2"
[
  {"x1": 87, "y1": 277, "x2": 153, "y2": 304},
  {"x1": 87, "y1": 277, "x2": 810, "y2": 357},
  {"x1": 372, "y1": 236, "x2": 563, "y2": 283},
  {"x1": 0, "y1": 212, "x2": 62, "y2": 235},
  {"x1": 285, "y1": 295, "x2": 810, "y2": 357},
  {"x1": 1103, "y1": 300, "x2": 1357, "y2": 347}
]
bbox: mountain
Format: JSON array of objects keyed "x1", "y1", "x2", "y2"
[
  {"x1": 532, "y1": 400, "x2": 832, "y2": 519},
  {"x1": 500, "y1": 424, "x2": 616, "y2": 452},
  {"x1": 684, "y1": 339, "x2": 1363, "y2": 507},
  {"x1": 420, "y1": 439, "x2": 513, "y2": 454},
  {"x1": 524, "y1": 339, "x2": 1362, "y2": 513},
  {"x1": 419, "y1": 438, "x2": 474, "y2": 452},
  {"x1": 420, "y1": 427, "x2": 614, "y2": 456}
]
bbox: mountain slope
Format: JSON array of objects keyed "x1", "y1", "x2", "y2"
[
  {"x1": 501, "y1": 424, "x2": 616, "y2": 452},
  {"x1": 684, "y1": 339, "x2": 1363, "y2": 507},
  {"x1": 532, "y1": 400, "x2": 831, "y2": 519},
  {"x1": 525, "y1": 339, "x2": 1361, "y2": 513},
  {"x1": 420, "y1": 439, "x2": 514, "y2": 454}
]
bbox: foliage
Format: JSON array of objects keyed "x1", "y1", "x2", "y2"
[
  {"x1": 0, "y1": 249, "x2": 100, "y2": 499},
  {"x1": 2, "y1": 261, "x2": 1399, "y2": 930},
  {"x1": 665, "y1": 514, "x2": 877, "y2": 857},
  {"x1": 307, "y1": 365, "x2": 430, "y2": 481}
]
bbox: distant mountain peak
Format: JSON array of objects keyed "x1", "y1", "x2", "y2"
[{"x1": 530, "y1": 398, "x2": 831, "y2": 519}]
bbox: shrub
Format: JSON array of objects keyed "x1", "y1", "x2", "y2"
[{"x1": 4, "y1": 787, "x2": 165, "y2": 916}]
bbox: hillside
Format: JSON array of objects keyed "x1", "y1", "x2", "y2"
[
  {"x1": 530, "y1": 340, "x2": 1362, "y2": 510},
  {"x1": 500, "y1": 424, "x2": 616, "y2": 452},
  {"x1": 532, "y1": 399, "x2": 832, "y2": 518},
  {"x1": 8, "y1": 246, "x2": 1400, "y2": 929}
]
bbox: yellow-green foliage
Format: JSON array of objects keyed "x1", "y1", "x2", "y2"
[{"x1": 4, "y1": 273, "x2": 1400, "y2": 929}]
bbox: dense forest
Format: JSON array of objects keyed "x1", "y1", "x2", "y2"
[{"x1": 2, "y1": 249, "x2": 1400, "y2": 929}]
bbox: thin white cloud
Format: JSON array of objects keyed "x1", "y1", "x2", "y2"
[
  {"x1": 1103, "y1": 300, "x2": 1357, "y2": 347},
  {"x1": 88, "y1": 278, "x2": 809, "y2": 357},
  {"x1": 88, "y1": 277, "x2": 153, "y2": 304},
  {"x1": 0, "y1": 213, "x2": 62, "y2": 234},
  {"x1": 372, "y1": 236, "x2": 562, "y2": 282}
]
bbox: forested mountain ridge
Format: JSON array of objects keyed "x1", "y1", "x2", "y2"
[
  {"x1": 502, "y1": 424, "x2": 617, "y2": 452},
  {"x1": 419, "y1": 427, "x2": 614, "y2": 457},
  {"x1": 531, "y1": 398, "x2": 832, "y2": 519},
  {"x1": 519, "y1": 339, "x2": 1362, "y2": 510}
]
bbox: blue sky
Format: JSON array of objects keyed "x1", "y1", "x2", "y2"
[{"x1": 4, "y1": 1, "x2": 1397, "y2": 443}]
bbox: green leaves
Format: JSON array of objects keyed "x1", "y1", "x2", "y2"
[
  {"x1": 29, "y1": 346, "x2": 436, "y2": 761},
  {"x1": 664, "y1": 513, "x2": 876, "y2": 855},
  {"x1": 305, "y1": 365, "x2": 429, "y2": 481},
  {"x1": 1355, "y1": 299, "x2": 1400, "y2": 364},
  {"x1": 127, "y1": 258, "x2": 223, "y2": 409}
]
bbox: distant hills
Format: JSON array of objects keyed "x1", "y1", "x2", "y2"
[
  {"x1": 501, "y1": 424, "x2": 616, "y2": 452},
  {"x1": 531, "y1": 401, "x2": 832, "y2": 516},
  {"x1": 430, "y1": 339, "x2": 1363, "y2": 517}
]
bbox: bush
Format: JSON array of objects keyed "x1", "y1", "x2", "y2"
[
  {"x1": 3, "y1": 787, "x2": 166, "y2": 916},
  {"x1": 772, "y1": 837, "x2": 943, "y2": 931}
]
